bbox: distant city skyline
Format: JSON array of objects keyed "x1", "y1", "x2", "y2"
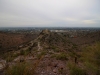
[{"x1": 0, "y1": 0, "x2": 100, "y2": 27}]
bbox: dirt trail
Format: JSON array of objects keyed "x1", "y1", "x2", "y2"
[{"x1": 38, "y1": 42, "x2": 42, "y2": 51}]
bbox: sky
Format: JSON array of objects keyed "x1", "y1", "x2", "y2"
[{"x1": 0, "y1": 0, "x2": 100, "y2": 27}]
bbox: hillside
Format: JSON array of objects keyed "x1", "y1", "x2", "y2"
[
  {"x1": 0, "y1": 32, "x2": 37, "y2": 53},
  {"x1": 0, "y1": 30, "x2": 100, "y2": 75}
]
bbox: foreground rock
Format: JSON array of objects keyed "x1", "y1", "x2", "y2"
[
  {"x1": 0, "y1": 59, "x2": 6, "y2": 71},
  {"x1": 0, "y1": 59, "x2": 7, "y2": 75},
  {"x1": 0, "y1": 59, "x2": 7, "y2": 70}
]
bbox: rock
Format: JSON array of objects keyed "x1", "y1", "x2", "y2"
[
  {"x1": 25, "y1": 56, "x2": 34, "y2": 60},
  {"x1": 44, "y1": 55, "x2": 49, "y2": 58},
  {"x1": 57, "y1": 61, "x2": 65, "y2": 69},
  {"x1": 0, "y1": 59, "x2": 6, "y2": 71},
  {"x1": 40, "y1": 29, "x2": 50, "y2": 35},
  {"x1": 52, "y1": 61, "x2": 58, "y2": 67},
  {"x1": 13, "y1": 56, "x2": 24, "y2": 62},
  {"x1": 53, "y1": 68, "x2": 58, "y2": 73}
]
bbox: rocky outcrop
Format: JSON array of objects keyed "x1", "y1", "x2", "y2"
[{"x1": 0, "y1": 59, "x2": 7, "y2": 72}]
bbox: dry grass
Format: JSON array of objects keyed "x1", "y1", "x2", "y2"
[
  {"x1": 5, "y1": 62, "x2": 36, "y2": 75},
  {"x1": 79, "y1": 42, "x2": 100, "y2": 75}
]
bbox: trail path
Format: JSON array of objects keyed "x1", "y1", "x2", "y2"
[{"x1": 38, "y1": 42, "x2": 42, "y2": 51}]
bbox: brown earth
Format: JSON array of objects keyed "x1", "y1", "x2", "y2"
[
  {"x1": 0, "y1": 32, "x2": 38, "y2": 53},
  {"x1": 0, "y1": 30, "x2": 100, "y2": 75}
]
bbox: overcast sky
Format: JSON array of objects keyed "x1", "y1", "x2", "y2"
[{"x1": 0, "y1": 0, "x2": 100, "y2": 27}]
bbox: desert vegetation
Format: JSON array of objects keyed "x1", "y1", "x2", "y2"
[
  {"x1": 0, "y1": 29, "x2": 100, "y2": 75},
  {"x1": 5, "y1": 62, "x2": 36, "y2": 75}
]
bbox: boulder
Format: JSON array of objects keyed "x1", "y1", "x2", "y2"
[{"x1": 0, "y1": 59, "x2": 6, "y2": 71}]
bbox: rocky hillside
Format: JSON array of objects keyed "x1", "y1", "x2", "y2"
[
  {"x1": 0, "y1": 32, "x2": 38, "y2": 53},
  {"x1": 37, "y1": 29, "x2": 71, "y2": 50},
  {"x1": 0, "y1": 29, "x2": 100, "y2": 75}
]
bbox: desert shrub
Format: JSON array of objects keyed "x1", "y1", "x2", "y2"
[
  {"x1": 14, "y1": 53, "x2": 20, "y2": 57},
  {"x1": 52, "y1": 53, "x2": 68, "y2": 60},
  {"x1": 49, "y1": 46, "x2": 56, "y2": 49},
  {"x1": 84, "y1": 62, "x2": 99, "y2": 75},
  {"x1": 80, "y1": 42, "x2": 100, "y2": 75},
  {"x1": 32, "y1": 42, "x2": 38, "y2": 47},
  {"x1": 81, "y1": 42, "x2": 100, "y2": 65},
  {"x1": 56, "y1": 53, "x2": 68, "y2": 60},
  {"x1": 20, "y1": 50, "x2": 25, "y2": 55},
  {"x1": 3, "y1": 52, "x2": 18, "y2": 62},
  {"x1": 54, "y1": 48, "x2": 60, "y2": 52},
  {"x1": 69, "y1": 52, "x2": 75, "y2": 57},
  {"x1": 5, "y1": 62, "x2": 35, "y2": 75},
  {"x1": 68, "y1": 63, "x2": 86, "y2": 75},
  {"x1": 72, "y1": 45, "x2": 77, "y2": 49},
  {"x1": 24, "y1": 49, "x2": 31, "y2": 55},
  {"x1": 37, "y1": 51, "x2": 46, "y2": 59},
  {"x1": 6, "y1": 63, "x2": 27, "y2": 75},
  {"x1": 20, "y1": 49, "x2": 31, "y2": 56},
  {"x1": 70, "y1": 66, "x2": 86, "y2": 75},
  {"x1": 6, "y1": 56, "x2": 14, "y2": 62}
]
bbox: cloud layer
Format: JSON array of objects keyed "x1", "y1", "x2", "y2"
[{"x1": 0, "y1": 0, "x2": 100, "y2": 27}]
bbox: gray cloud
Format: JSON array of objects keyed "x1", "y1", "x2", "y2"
[{"x1": 0, "y1": 0, "x2": 100, "y2": 27}]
